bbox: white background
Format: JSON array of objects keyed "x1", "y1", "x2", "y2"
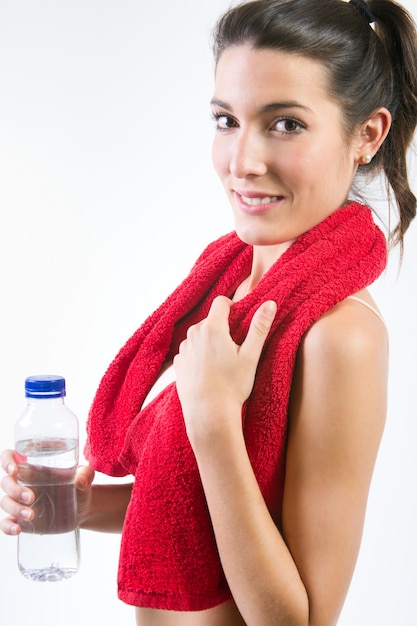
[{"x1": 0, "y1": 1, "x2": 416, "y2": 624}]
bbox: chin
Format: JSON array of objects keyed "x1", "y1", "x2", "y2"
[{"x1": 234, "y1": 227, "x2": 290, "y2": 247}]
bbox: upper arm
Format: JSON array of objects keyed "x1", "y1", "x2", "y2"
[{"x1": 283, "y1": 300, "x2": 389, "y2": 625}]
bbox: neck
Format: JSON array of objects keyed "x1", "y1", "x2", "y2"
[{"x1": 233, "y1": 240, "x2": 294, "y2": 301}]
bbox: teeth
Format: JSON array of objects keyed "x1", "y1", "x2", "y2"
[{"x1": 241, "y1": 195, "x2": 279, "y2": 206}]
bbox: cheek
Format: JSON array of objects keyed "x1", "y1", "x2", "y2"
[
  {"x1": 288, "y1": 143, "x2": 322, "y2": 170},
  {"x1": 281, "y1": 141, "x2": 346, "y2": 189},
  {"x1": 212, "y1": 138, "x2": 228, "y2": 180}
]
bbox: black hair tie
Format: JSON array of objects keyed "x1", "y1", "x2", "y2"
[{"x1": 349, "y1": 0, "x2": 375, "y2": 24}]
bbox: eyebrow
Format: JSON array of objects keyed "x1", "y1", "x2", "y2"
[{"x1": 210, "y1": 98, "x2": 313, "y2": 114}]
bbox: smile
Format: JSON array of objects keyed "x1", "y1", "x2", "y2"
[
  {"x1": 234, "y1": 191, "x2": 284, "y2": 216},
  {"x1": 241, "y1": 195, "x2": 280, "y2": 206}
]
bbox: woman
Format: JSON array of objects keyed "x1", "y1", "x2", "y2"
[{"x1": 2, "y1": 0, "x2": 417, "y2": 624}]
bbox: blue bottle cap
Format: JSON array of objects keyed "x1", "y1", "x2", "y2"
[{"x1": 25, "y1": 375, "x2": 66, "y2": 398}]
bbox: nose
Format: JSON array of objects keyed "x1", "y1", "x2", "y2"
[{"x1": 229, "y1": 130, "x2": 268, "y2": 178}]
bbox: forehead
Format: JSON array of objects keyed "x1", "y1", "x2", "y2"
[{"x1": 214, "y1": 45, "x2": 332, "y2": 109}]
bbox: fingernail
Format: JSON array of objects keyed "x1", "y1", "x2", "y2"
[
  {"x1": 7, "y1": 463, "x2": 15, "y2": 475},
  {"x1": 10, "y1": 524, "x2": 19, "y2": 535},
  {"x1": 263, "y1": 301, "x2": 277, "y2": 318},
  {"x1": 20, "y1": 509, "x2": 32, "y2": 520},
  {"x1": 21, "y1": 491, "x2": 32, "y2": 504}
]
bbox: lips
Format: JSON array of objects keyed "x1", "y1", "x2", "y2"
[{"x1": 234, "y1": 191, "x2": 284, "y2": 214}]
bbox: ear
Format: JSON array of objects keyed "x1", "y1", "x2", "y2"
[{"x1": 354, "y1": 107, "x2": 392, "y2": 164}]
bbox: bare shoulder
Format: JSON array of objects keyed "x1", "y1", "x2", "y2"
[
  {"x1": 289, "y1": 288, "x2": 389, "y2": 462},
  {"x1": 303, "y1": 288, "x2": 388, "y2": 364},
  {"x1": 292, "y1": 287, "x2": 389, "y2": 441}
]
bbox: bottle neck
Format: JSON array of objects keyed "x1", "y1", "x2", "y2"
[{"x1": 26, "y1": 396, "x2": 65, "y2": 407}]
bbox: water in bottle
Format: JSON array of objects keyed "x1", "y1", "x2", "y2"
[{"x1": 15, "y1": 375, "x2": 80, "y2": 581}]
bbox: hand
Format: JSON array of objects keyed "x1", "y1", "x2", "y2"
[
  {"x1": 1, "y1": 449, "x2": 34, "y2": 535},
  {"x1": 0, "y1": 449, "x2": 95, "y2": 535},
  {"x1": 174, "y1": 296, "x2": 276, "y2": 444}
]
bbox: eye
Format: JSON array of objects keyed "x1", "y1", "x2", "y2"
[
  {"x1": 211, "y1": 112, "x2": 238, "y2": 131},
  {"x1": 274, "y1": 117, "x2": 306, "y2": 134}
]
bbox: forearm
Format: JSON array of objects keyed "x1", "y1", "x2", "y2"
[
  {"x1": 193, "y1": 427, "x2": 309, "y2": 626},
  {"x1": 79, "y1": 482, "x2": 133, "y2": 533},
  {"x1": 176, "y1": 296, "x2": 308, "y2": 622}
]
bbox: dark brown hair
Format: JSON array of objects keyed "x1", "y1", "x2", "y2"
[{"x1": 213, "y1": 0, "x2": 417, "y2": 250}]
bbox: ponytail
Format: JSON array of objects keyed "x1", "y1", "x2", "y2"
[{"x1": 368, "y1": 0, "x2": 417, "y2": 250}]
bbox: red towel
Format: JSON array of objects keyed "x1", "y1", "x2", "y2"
[{"x1": 85, "y1": 202, "x2": 387, "y2": 610}]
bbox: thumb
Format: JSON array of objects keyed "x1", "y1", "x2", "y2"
[
  {"x1": 75, "y1": 465, "x2": 95, "y2": 490},
  {"x1": 240, "y1": 300, "x2": 277, "y2": 365}
]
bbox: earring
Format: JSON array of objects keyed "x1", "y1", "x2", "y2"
[{"x1": 360, "y1": 154, "x2": 372, "y2": 164}]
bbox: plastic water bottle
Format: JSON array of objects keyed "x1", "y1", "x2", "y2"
[{"x1": 15, "y1": 375, "x2": 80, "y2": 582}]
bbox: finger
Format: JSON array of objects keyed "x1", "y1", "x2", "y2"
[
  {"x1": 0, "y1": 493, "x2": 34, "y2": 526},
  {"x1": 240, "y1": 300, "x2": 277, "y2": 365},
  {"x1": 75, "y1": 465, "x2": 95, "y2": 490},
  {"x1": 182, "y1": 295, "x2": 232, "y2": 345},
  {"x1": 1, "y1": 474, "x2": 34, "y2": 506},
  {"x1": 0, "y1": 515, "x2": 21, "y2": 536},
  {"x1": 0, "y1": 449, "x2": 17, "y2": 477},
  {"x1": 206, "y1": 295, "x2": 233, "y2": 324}
]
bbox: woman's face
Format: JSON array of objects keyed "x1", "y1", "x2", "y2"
[{"x1": 211, "y1": 45, "x2": 361, "y2": 246}]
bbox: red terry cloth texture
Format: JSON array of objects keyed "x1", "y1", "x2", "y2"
[{"x1": 85, "y1": 202, "x2": 387, "y2": 611}]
